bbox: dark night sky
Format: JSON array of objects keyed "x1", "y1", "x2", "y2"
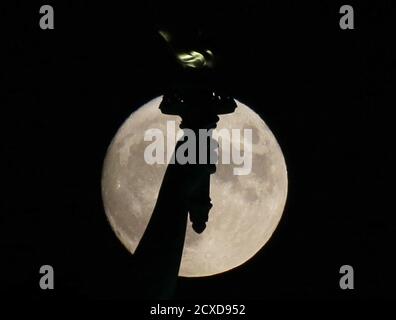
[{"x1": 2, "y1": 1, "x2": 395, "y2": 300}]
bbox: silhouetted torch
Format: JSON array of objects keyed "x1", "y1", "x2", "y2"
[{"x1": 158, "y1": 29, "x2": 237, "y2": 233}]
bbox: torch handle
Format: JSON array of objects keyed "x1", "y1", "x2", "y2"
[{"x1": 185, "y1": 127, "x2": 216, "y2": 234}]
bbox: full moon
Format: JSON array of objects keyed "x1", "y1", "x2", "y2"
[{"x1": 102, "y1": 96, "x2": 288, "y2": 277}]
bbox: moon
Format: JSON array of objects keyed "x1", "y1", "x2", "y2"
[{"x1": 101, "y1": 96, "x2": 288, "y2": 277}]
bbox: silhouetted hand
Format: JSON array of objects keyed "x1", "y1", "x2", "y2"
[
  {"x1": 156, "y1": 139, "x2": 216, "y2": 232},
  {"x1": 134, "y1": 139, "x2": 217, "y2": 299}
]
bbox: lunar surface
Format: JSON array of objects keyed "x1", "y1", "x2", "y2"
[{"x1": 101, "y1": 96, "x2": 288, "y2": 277}]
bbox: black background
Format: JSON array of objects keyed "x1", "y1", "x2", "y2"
[{"x1": 2, "y1": 1, "x2": 395, "y2": 299}]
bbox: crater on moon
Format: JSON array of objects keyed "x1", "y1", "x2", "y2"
[{"x1": 101, "y1": 96, "x2": 288, "y2": 277}]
